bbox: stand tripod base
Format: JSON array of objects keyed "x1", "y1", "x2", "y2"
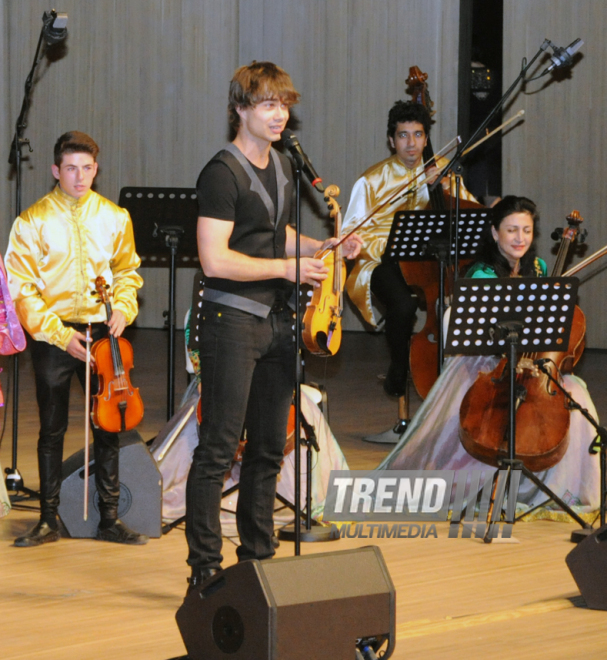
[
  {"x1": 277, "y1": 523, "x2": 341, "y2": 543},
  {"x1": 362, "y1": 419, "x2": 409, "y2": 444},
  {"x1": 5, "y1": 467, "x2": 40, "y2": 504},
  {"x1": 475, "y1": 535, "x2": 520, "y2": 545},
  {"x1": 570, "y1": 527, "x2": 595, "y2": 544}
]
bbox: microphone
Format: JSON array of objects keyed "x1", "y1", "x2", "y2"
[
  {"x1": 42, "y1": 9, "x2": 68, "y2": 45},
  {"x1": 281, "y1": 130, "x2": 324, "y2": 193},
  {"x1": 533, "y1": 358, "x2": 551, "y2": 368},
  {"x1": 542, "y1": 38, "x2": 583, "y2": 75}
]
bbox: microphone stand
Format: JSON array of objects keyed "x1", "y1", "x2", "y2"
[
  {"x1": 277, "y1": 155, "x2": 339, "y2": 553},
  {"x1": 429, "y1": 39, "x2": 554, "y2": 196},
  {"x1": 535, "y1": 360, "x2": 607, "y2": 542},
  {"x1": 5, "y1": 12, "x2": 66, "y2": 500},
  {"x1": 155, "y1": 225, "x2": 184, "y2": 420},
  {"x1": 426, "y1": 39, "x2": 561, "y2": 370}
]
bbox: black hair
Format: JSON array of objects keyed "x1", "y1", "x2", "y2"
[
  {"x1": 474, "y1": 195, "x2": 539, "y2": 277},
  {"x1": 386, "y1": 100, "x2": 432, "y2": 139}
]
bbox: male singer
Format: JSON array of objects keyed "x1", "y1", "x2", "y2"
[{"x1": 185, "y1": 61, "x2": 361, "y2": 591}]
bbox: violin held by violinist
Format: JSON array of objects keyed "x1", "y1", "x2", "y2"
[
  {"x1": 90, "y1": 276, "x2": 144, "y2": 433},
  {"x1": 302, "y1": 184, "x2": 346, "y2": 356}
]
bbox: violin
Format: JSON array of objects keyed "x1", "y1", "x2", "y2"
[
  {"x1": 91, "y1": 276, "x2": 144, "y2": 433},
  {"x1": 302, "y1": 184, "x2": 346, "y2": 356},
  {"x1": 401, "y1": 66, "x2": 483, "y2": 399},
  {"x1": 459, "y1": 210, "x2": 586, "y2": 472}
]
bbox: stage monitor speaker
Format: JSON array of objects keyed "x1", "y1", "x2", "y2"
[
  {"x1": 176, "y1": 545, "x2": 395, "y2": 660},
  {"x1": 58, "y1": 430, "x2": 163, "y2": 538},
  {"x1": 566, "y1": 524, "x2": 607, "y2": 610}
]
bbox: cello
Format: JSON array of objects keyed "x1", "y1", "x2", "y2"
[
  {"x1": 459, "y1": 210, "x2": 586, "y2": 472},
  {"x1": 302, "y1": 184, "x2": 346, "y2": 356},
  {"x1": 402, "y1": 66, "x2": 483, "y2": 399},
  {"x1": 91, "y1": 276, "x2": 144, "y2": 433}
]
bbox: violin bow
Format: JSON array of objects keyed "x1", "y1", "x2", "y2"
[
  {"x1": 330, "y1": 109, "x2": 526, "y2": 252},
  {"x1": 563, "y1": 244, "x2": 607, "y2": 278},
  {"x1": 84, "y1": 322, "x2": 92, "y2": 521}
]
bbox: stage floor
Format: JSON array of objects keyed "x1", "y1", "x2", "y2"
[{"x1": 1, "y1": 329, "x2": 606, "y2": 659}]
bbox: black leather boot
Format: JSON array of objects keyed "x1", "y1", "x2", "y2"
[
  {"x1": 96, "y1": 518, "x2": 149, "y2": 545},
  {"x1": 186, "y1": 566, "x2": 221, "y2": 596},
  {"x1": 14, "y1": 519, "x2": 60, "y2": 547},
  {"x1": 37, "y1": 448, "x2": 64, "y2": 523},
  {"x1": 93, "y1": 429, "x2": 121, "y2": 521}
]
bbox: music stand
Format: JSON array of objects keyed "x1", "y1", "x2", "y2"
[
  {"x1": 445, "y1": 277, "x2": 592, "y2": 541},
  {"x1": 118, "y1": 187, "x2": 199, "y2": 420},
  {"x1": 385, "y1": 208, "x2": 492, "y2": 371}
]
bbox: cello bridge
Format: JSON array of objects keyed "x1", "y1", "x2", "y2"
[{"x1": 516, "y1": 357, "x2": 539, "y2": 377}]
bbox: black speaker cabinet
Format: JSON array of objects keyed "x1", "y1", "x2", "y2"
[
  {"x1": 566, "y1": 524, "x2": 607, "y2": 610},
  {"x1": 176, "y1": 546, "x2": 395, "y2": 660},
  {"x1": 58, "y1": 430, "x2": 162, "y2": 538}
]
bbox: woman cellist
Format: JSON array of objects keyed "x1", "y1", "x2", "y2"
[{"x1": 377, "y1": 196, "x2": 600, "y2": 518}]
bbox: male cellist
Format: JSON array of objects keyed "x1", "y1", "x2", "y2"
[
  {"x1": 341, "y1": 101, "x2": 476, "y2": 442},
  {"x1": 5, "y1": 131, "x2": 148, "y2": 547}
]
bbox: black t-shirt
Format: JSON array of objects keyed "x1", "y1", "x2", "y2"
[
  {"x1": 197, "y1": 157, "x2": 277, "y2": 224},
  {"x1": 194, "y1": 146, "x2": 294, "y2": 315}
]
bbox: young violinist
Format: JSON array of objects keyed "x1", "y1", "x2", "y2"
[
  {"x1": 185, "y1": 61, "x2": 361, "y2": 593},
  {"x1": 5, "y1": 131, "x2": 148, "y2": 547},
  {"x1": 341, "y1": 101, "x2": 477, "y2": 441},
  {"x1": 377, "y1": 196, "x2": 599, "y2": 517}
]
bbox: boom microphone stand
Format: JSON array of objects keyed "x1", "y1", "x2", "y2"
[
  {"x1": 431, "y1": 38, "x2": 582, "y2": 196},
  {"x1": 5, "y1": 9, "x2": 68, "y2": 499}
]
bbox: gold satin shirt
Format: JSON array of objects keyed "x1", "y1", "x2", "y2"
[
  {"x1": 341, "y1": 154, "x2": 477, "y2": 326},
  {"x1": 5, "y1": 185, "x2": 143, "y2": 350}
]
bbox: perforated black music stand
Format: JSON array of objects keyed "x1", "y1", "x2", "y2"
[
  {"x1": 446, "y1": 277, "x2": 592, "y2": 540},
  {"x1": 385, "y1": 208, "x2": 491, "y2": 370},
  {"x1": 119, "y1": 187, "x2": 199, "y2": 420}
]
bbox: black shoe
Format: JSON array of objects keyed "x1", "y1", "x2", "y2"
[
  {"x1": 14, "y1": 520, "x2": 60, "y2": 547},
  {"x1": 186, "y1": 566, "x2": 221, "y2": 596},
  {"x1": 96, "y1": 519, "x2": 149, "y2": 545}
]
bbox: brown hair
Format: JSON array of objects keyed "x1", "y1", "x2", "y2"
[
  {"x1": 228, "y1": 61, "x2": 300, "y2": 131},
  {"x1": 53, "y1": 131, "x2": 99, "y2": 166}
]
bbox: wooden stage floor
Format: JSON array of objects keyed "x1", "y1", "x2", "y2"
[{"x1": 1, "y1": 329, "x2": 606, "y2": 659}]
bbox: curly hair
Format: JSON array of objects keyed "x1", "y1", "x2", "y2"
[{"x1": 386, "y1": 100, "x2": 432, "y2": 139}]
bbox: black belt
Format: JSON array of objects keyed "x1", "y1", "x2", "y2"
[{"x1": 63, "y1": 321, "x2": 105, "y2": 329}]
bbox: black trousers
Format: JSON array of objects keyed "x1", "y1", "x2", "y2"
[
  {"x1": 370, "y1": 261, "x2": 418, "y2": 383},
  {"x1": 30, "y1": 324, "x2": 121, "y2": 522},
  {"x1": 185, "y1": 301, "x2": 295, "y2": 570}
]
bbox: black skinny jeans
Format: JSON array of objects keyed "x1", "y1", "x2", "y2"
[{"x1": 185, "y1": 301, "x2": 295, "y2": 570}]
